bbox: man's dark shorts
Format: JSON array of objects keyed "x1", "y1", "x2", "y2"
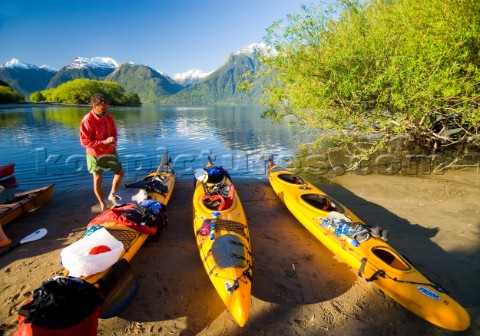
[{"x1": 86, "y1": 152, "x2": 122, "y2": 174}]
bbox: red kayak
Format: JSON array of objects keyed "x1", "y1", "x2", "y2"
[{"x1": 0, "y1": 163, "x2": 15, "y2": 180}]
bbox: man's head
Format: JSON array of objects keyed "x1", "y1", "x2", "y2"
[{"x1": 91, "y1": 94, "x2": 108, "y2": 118}]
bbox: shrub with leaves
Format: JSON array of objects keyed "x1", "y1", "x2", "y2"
[{"x1": 260, "y1": 0, "x2": 480, "y2": 169}]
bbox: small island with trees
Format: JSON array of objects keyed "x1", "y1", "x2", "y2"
[{"x1": 29, "y1": 79, "x2": 141, "y2": 106}]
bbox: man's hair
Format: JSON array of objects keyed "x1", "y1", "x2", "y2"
[{"x1": 90, "y1": 93, "x2": 108, "y2": 105}]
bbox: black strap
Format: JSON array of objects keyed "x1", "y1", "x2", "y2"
[
  {"x1": 365, "y1": 269, "x2": 386, "y2": 282},
  {"x1": 229, "y1": 253, "x2": 247, "y2": 262},
  {"x1": 359, "y1": 257, "x2": 448, "y2": 293},
  {"x1": 242, "y1": 268, "x2": 253, "y2": 282}
]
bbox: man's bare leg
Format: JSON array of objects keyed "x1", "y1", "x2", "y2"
[
  {"x1": 93, "y1": 173, "x2": 106, "y2": 211},
  {"x1": 108, "y1": 169, "x2": 124, "y2": 203}
]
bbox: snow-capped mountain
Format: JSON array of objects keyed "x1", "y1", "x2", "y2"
[
  {"x1": 232, "y1": 42, "x2": 274, "y2": 58},
  {"x1": 67, "y1": 56, "x2": 118, "y2": 69},
  {"x1": 47, "y1": 56, "x2": 118, "y2": 88},
  {"x1": 1, "y1": 58, "x2": 33, "y2": 69},
  {"x1": 164, "y1": 42, "x2": 268, "y2": 105},
  {"x1": 40, "y1": 64, "x2": 58, "y2": 72},
  {"x1": 1, "y1": 58, "x2": 57, "y2": 71},
  {"x1": 1, "y1": 42, "x2": 271, "y2": 104},
  {"x1": 172, "y1": 69, "x2": 212, "y2": 87},
  {"x1": 0, "y1": 58, "x2": 57, "y2": 96},
  {"x1": 216, "y1": 42, "x2": 274, "y2": 70}
]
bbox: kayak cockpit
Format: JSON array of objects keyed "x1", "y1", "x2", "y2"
[
  {"x1": 371, "y1": 246, "x2": 411, "y2": 271},
  {"x1": 300, "y1": 193, "x2": 346, "y2": 213},
  {"x1": 278, "y1": 173, "x2": 305, "y2": 185}
]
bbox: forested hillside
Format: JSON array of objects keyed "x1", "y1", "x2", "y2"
[
  {"x1": 0, "y1": 80, "x2": 24, "y2": 103},
  {"x1": 105, "y1": 63, "x2": 184, "y2": 104},
  {"x1": 163, "y1": 50, "x2": 267, "y2": 105}
]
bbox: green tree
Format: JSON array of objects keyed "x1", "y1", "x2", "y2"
[
  {"x1": 32, "y1": 79, "x2": 141, "y2": 106},
  {"x1": 121, "y1": 93, "x2": 142, "y2": 106},
  {"x1": 260, "y1": 0, "x2": 480, "y2": 169},
  {"x1": 30, "y1": 91, "x2": 46, "y2": 102}
]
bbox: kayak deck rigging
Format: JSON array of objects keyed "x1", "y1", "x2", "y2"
[{"x1": 105, "y1": 227, "x2": 141, "y2": 252}]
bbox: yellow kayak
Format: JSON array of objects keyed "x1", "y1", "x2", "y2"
[
  {"x1": 192, "y1": 160, "x2": 252, "y2": 327},
  {"x1": 268, "y1": 159, "x2": 470, "y2": 331},
  {"x1": 63, "y1": 155, "x2": 175, "y2": 318}
]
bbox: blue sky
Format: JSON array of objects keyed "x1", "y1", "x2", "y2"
[{"x1": 0, "y1": 0, "x2": 308, "y2": 76}]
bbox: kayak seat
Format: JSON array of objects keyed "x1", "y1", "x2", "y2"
[
  {"x1": 372, "y1": 247, "x2": 410, "y2": 270},
  {"x1": 301, "y1": 194, "x2": 343, "y2": 212},
  {"x1": 202, "y1": 194, "x2": 225, "y2": 210},
  {"x1": 278, "y1": 173, "x2": 305, "y2": 185},
  {"x1": 212, "y1": 234, "x2": 248, "y2": 269}
]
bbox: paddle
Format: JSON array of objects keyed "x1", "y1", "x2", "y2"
[
  {"x1": 0, "y1": 228, "x2": 47, "y2": 257},
  {"x1": 152, "y1": 152, "x2": 168, "y2": 179}
]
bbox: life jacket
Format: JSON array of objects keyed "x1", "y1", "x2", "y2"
[
  {"x1": 87, "y1": 201, "x2": 167, "y2": 236},
  {"x1": 14, "y1": 276, "x2": 103, "y2": 336}
]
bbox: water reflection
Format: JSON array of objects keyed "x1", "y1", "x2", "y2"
[{"x1": 0, "y1": 105, "x2": 314, "y2": 192}]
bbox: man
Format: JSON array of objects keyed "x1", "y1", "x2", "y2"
[{"x1": 80, "y1": 93, "x2": 124, "y2": 211}]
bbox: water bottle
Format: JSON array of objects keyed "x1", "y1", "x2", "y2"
[
  {"x1": 209, "y1": 222, "x2": 217, "y2": 240},
  {"x1": 338, "y1": 233, "x2": 359, "y2": 247},
  {"x1": 209, "y1": 211, "x2": 220, "y2": 240},
  {"x1": 319, "y1": 217, "x2": 335, "y2": 232},
  {"x1": 337, "y1": 223, "x2": 346, "y2": 237},
  {"x1": 345, "y1": 225, "x2": 356, "y2": 236},
  {"x1": 333, "y1": 225, "x2": 340, "y2": 236},
  {"x1": 346, "y1": 236, "x2": 359, "y2": 247}
]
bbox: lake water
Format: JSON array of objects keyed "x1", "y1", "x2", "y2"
[{"x1": 0, "y1": 104, "x2": 314, "y2": 194}]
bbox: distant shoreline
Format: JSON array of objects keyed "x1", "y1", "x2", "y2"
[{"x1": 0, "y1": 102, "x2": 89, "y2": 109}]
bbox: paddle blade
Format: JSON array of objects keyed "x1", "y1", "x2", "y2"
[
  {"x1": 20, "y1": 228, "x2": 47, "y2": 244},
  {"x1": 0, "y1": 228, "x2": 47, "y2": 257}
]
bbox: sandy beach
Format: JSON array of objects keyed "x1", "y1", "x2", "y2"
[{"x1": 0, "y1": 171, "x2": 479, "y2": 336}]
